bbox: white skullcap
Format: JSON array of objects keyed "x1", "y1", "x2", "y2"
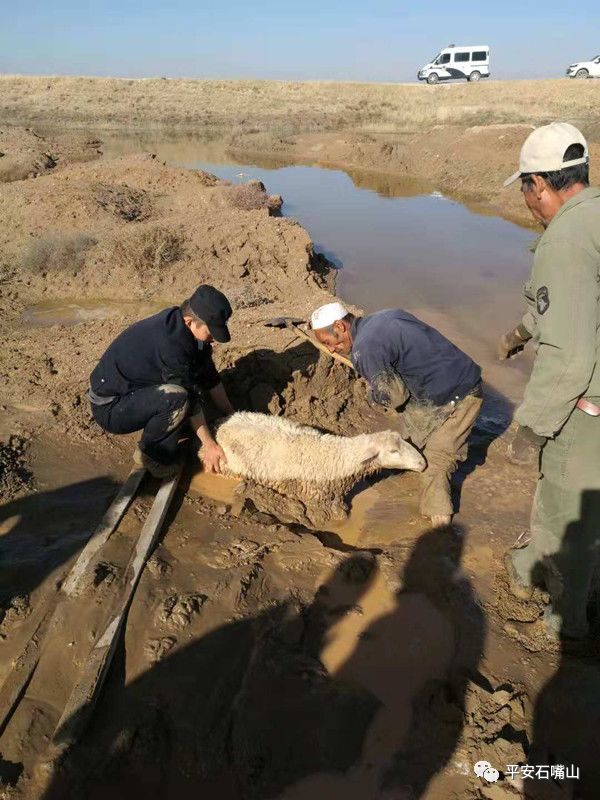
[{"x1": 310, "y1": 302, "x2": 349, "y2": 330}]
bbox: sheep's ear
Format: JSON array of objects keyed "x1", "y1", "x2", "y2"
[{"x1": 360, "y1": 445, "x2": 379, "y2": 465}]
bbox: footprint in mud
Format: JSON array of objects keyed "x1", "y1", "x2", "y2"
[
  {"x1": 93, "y1": 561, "x2": 118, "y2": 589},
  {"x1": 492, "y1": 572, "x2": 543, "y2": 624},
  {"x1": 207, "y1": 537, "x2": 274, "y2": 569},
  {"x1": 157, "y1": 593, "x2": 207, "y2": 630},
  {"x1": 0, "y1": 595, "x2": 31, "y2": 636},
  {"x1": 86, "y1": 560, "x2": 123, "y2": 603},
  {"x1": 227, "y1": 538, "x2": 273, "y2": 564},
  {"x1": 144, "y1": 635, "x2": 177, "y2": 663},
  {"x1": 146, "y1": 555, "x2": 172, "y2": 578}
]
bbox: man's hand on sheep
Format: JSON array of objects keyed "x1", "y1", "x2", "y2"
[
  {"x1": 203, "y1": 441, "x2": 227, "y2": 473},
  {"x1": 191, "y1": 408, "x2": 228, "y2": 473}
]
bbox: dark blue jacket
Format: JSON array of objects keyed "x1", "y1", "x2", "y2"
[
  {"x1": 90, "y1": 307, "x2": 220, "y2": 397},
  {"x1": 351, "y1": 309, "x2": 481, "y2": 407}
]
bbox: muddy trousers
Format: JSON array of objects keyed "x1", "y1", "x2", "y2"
[
  {"x1": 91, "y1": 383, "x2": 191, "y2": 465},
  {"x1": 511, "y1": 408, "x2": 600, "y2": 639},
  {"x1": 419, "y1": 394, "x2": 483, "y2": 518}
]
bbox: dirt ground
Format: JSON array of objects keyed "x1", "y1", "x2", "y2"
[
  {"x1": 0, "y1": 127, "x2": 101, "y2": 184},
  {"x1": 1, "y1": 127, "x2": 599, "y2": 800}
]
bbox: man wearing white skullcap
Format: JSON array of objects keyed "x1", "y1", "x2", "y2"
[
  {"x1": 311, "y1": 301, "x2": 482, "y2": 527},
  {"x1": 310, "y1": 302, "x2": 349, "y2": 331}
]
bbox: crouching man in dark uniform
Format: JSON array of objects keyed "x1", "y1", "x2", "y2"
[
  {"x1": 311, "y1": 302, "x2": 482, "y2": 527},
  {"x1": 88, "y1": 284, "x2": 234, "y2": 478}
]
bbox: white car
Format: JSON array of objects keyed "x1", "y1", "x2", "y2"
[
  {"x1": 566, "y1": 55, "x2": 600, "y2": 79},
  {"x1": 417, "y1": 45, "x2": 490, "y2": 85}
]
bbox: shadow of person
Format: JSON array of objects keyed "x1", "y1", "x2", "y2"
[
  {"x1": 278, "y1": 524, "x2": 486, "y2": 800},
  {"x1": 0, "y1": 476, "x2": 120, "y2": 615},
  {"x1": 523, "y1": 489, "x2": 600, "y2": 800},
  {"x1": 40, "y1": 553, "x2": 381, "y2": 800}
]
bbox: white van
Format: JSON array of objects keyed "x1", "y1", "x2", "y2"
[{"x1": 417, "y1": 45, "x2": 490, "y2": 84}]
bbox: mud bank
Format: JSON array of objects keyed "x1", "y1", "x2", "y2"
[
  {"x1": 0, "y1": 127, "x2": 101, "y2": 184},
  {"x1": 228, "y1": 125, "x2": 600, "y2": 229},
  {"x1": 1, "y1": 127, "x2": 600, "y2": 800}
]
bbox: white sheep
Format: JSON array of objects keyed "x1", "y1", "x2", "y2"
[{"x1": 209, "y1": 412, "x2": 425, "y2": 527}]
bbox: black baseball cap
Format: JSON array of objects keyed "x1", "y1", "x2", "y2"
[{"x1": 189, "y1": 284, "x2": 232, "y2": 343}]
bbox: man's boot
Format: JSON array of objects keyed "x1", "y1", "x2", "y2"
[
  {"x1": 133, "y1": 447, "x2": 180, "y2": 480},
  {"x1": 503, "y1": 552, "x2": 534, "y2": 601}
]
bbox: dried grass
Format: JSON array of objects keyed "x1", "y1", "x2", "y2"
[
  {"x1": 112, "y1": 226, "x2": 184, "y2": 273},
  {"x1": 225, "y1": 182, "x2": 282, "y2": 213},
  {"x1": 1, "y1": 76, "x2": 599, "y2": 138},
  {"x1": 94, "y1": 182, "x2": 151, "y2": 222},
  {"x1": 21, "y1": 231, "x2": 97, "y2": 273}
]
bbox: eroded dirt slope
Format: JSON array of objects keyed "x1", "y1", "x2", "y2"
[{"x1": 0, "y1": 127, "x2": 101, "y2": 184}]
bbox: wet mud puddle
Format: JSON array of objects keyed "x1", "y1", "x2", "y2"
[
  {"x1": 23, "y1": 299, "x2": 163, "y2": 327},
  {"x1": 189, "y1": 468, "x2": 421, "y2": 549}
]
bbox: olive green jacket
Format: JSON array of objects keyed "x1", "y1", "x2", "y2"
[{"x1": 515, "y1": 186, "x2": 600, "y2": 437}]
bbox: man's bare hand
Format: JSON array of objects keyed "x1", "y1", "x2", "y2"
[{"x1": 203, "y1": 442, "x2": 227, "y2": 474}]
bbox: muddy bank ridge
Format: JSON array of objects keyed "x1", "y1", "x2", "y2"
[{"x1": 227, "y1": 124, "x2": 600, "y2": 228}]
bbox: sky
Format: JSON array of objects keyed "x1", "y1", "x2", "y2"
[{"x1": 1, "y1": 0, "x2": 599, "y2": 82}]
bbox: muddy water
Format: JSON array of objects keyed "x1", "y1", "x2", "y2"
[
  {"x1": 189, "y1": 466, "x2": 423, "y2": 550},
  {"x1": 22, "y1": 299, "x2": 163, "y2": 327}
]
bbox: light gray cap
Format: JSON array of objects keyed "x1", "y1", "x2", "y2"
[{"x1": 504, "y1": 122, "x2": 588, "y2": 187}]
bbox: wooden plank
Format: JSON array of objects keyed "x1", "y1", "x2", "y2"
[
  {"x1": 51, "y1": 468, "x2": 181, "y2": 749},
  {"x1": 61, "y1": 467, "x2": 146, "y2": 596},
  {"x1": 0, "y1": 467, "x2": 145, "y2": 736},
  {"x1": 0, "y1": 606, "x2": 53, "y2": 738}
]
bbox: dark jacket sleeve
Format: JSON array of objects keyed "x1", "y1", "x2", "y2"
[
  {"x1": 193, "y1": 346, "x2": 221, "y2": 391},
  {"x1": 157, "y1": 340, "x2": 220, "y2": 392},
  {"x1": 354, "y1": 342, "x2": 410, "y2": 409}
]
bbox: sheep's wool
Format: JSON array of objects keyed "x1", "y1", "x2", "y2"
[{"x1": 215, "y1": 411, "x2": 423, "y2": 483}]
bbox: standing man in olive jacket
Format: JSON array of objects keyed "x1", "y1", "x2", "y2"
[{"x1": 499, "y1": 123, "x2": 600, "y2": 640}]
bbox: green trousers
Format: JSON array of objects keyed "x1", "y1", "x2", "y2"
[{"x1": 511, "y1": 408, "x2": 600, "y2": 638}]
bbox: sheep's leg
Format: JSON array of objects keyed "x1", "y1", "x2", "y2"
[
  {"x1": 300, "y1": 488, "x2": 350, "y2": 527},
  {"x1": 329, "y1": 495, "x2": 350, "y2": 521},
  {"x1": 242, "y1": 480, "x2": 311, "y2": 527}
]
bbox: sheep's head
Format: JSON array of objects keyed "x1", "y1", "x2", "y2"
[{"x1": 362, "y1": 431, "x2": 426, "y2": 472}]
